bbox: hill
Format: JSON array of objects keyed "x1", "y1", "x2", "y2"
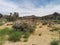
[
  {"x1": 40, "y1": 12, "x2": 60, "y2": 20},
  {"x1": 21, "y1": 12, "x2": 60, "y2": 21},
  {"x1": 0, "y1": 12, "x2": 60, "y2": 22}
]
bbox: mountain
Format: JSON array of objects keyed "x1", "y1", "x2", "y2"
[
  {"x1": 22, "y1": 12, "x2": 60, "y2": 20},
  {"x1": 0, "y1": 12, "x2": 60, "y2": 21},
  {"x1": 40, "y1": 12, "x2": 60, "y2": 20}
]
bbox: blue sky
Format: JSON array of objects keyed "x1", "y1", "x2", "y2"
[{"x1": 0, "y1": 0, "x2": 60, "y2": 16}]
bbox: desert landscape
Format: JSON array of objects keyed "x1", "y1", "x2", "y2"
[
  {"x1": 0, "y1": 0, "x2": 60, "y2": 45},
  {"x1": 0, "y1": 12, "x2": 60, "y2": 45}
]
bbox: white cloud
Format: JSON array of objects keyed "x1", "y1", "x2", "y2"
[{"x1": 0, "y1": 0, "x2": 60, "y2": 17}]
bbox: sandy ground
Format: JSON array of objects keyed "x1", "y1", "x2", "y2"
[
  {"x1": 0, "y1": 22, "x2": 59, "y2": 45},
  {"x1": 0, "y1": 22, "x2": 13, "y2": 29}
]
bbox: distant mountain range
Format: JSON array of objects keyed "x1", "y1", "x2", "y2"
[
  {"x1": 22, "y1": 12, "x2": 60, "y2": 20},
  {"x1": 0, "y1": 12, "x2": 60, "y2": 21},
  {"x1": 40, "y1": 12, "x2": 60, "y2": 20}
]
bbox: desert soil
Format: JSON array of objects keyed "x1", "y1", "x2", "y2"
[{"x1": 0, "y1": 22, "x2": 59, "y2": 45}]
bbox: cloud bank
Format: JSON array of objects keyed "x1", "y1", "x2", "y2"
[{"x1": 0, "y1": 0, "x2": 60, "y2": 17}]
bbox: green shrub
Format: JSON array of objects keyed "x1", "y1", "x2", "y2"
[
  {"x1": 51, "y1": 40, "x2": 59, "y2": 45},
  {"x1": 23, "y1": 32, "x2": 30, "y2": 42},
  {"x1": 0, "y1": 22, "x2": 3, "y2": 26},
  {"x1": 53, "y1": 20, "x2": 60, "y2": 24},
  {"x1": 23, "y1": 32, "x2": 30, "y2": 39},
  {"x1": 0, "y1": 28, "x2": 13, "y2": 45},
  {"x1": 0, "y1": 36, "x2": 6, "y2": 45},
  {"x1": 8, "y1": 31, "x2": 22, "y2": 42},
  {"x1": 0, "y1": 28, "x2": 12, "y2": 36}
]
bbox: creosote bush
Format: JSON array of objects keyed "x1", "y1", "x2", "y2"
[
  {"x1": 23, "y1": 32, "x2": 30, "y2": 39},
  {"x1": 0, "y1": 22, "x2": 3, "y2": 26},
  {"x1": 0, "y1": 28, "x2": 13, "y2": 45},
  {"x1": 8, "y1": 31, "x2": 22, "y2": 42},
  {"x1": 0, "y1": 36, "x2": 6, "y2": 45},
  {"x1": 51, "y1": 40, "x2": 59, "y2": 45},
  {"x1": 0, "y1": 28, "x2": 13, "y2": 36},
  {"x1": 0, "y1": 28, "x2": 23, "y2": 42}
]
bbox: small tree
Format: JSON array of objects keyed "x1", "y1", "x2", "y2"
[{"x1": 13, "y1": 12, "x2": 19, "y2": 19}]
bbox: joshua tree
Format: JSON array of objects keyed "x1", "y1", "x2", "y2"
[{"x1": 13, "y1": 12, "x2": 19, "y2": 18}]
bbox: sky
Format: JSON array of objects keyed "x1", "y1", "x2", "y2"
[{"x1": 0, "y1": 0, "x2": 60, "y2": 17}]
